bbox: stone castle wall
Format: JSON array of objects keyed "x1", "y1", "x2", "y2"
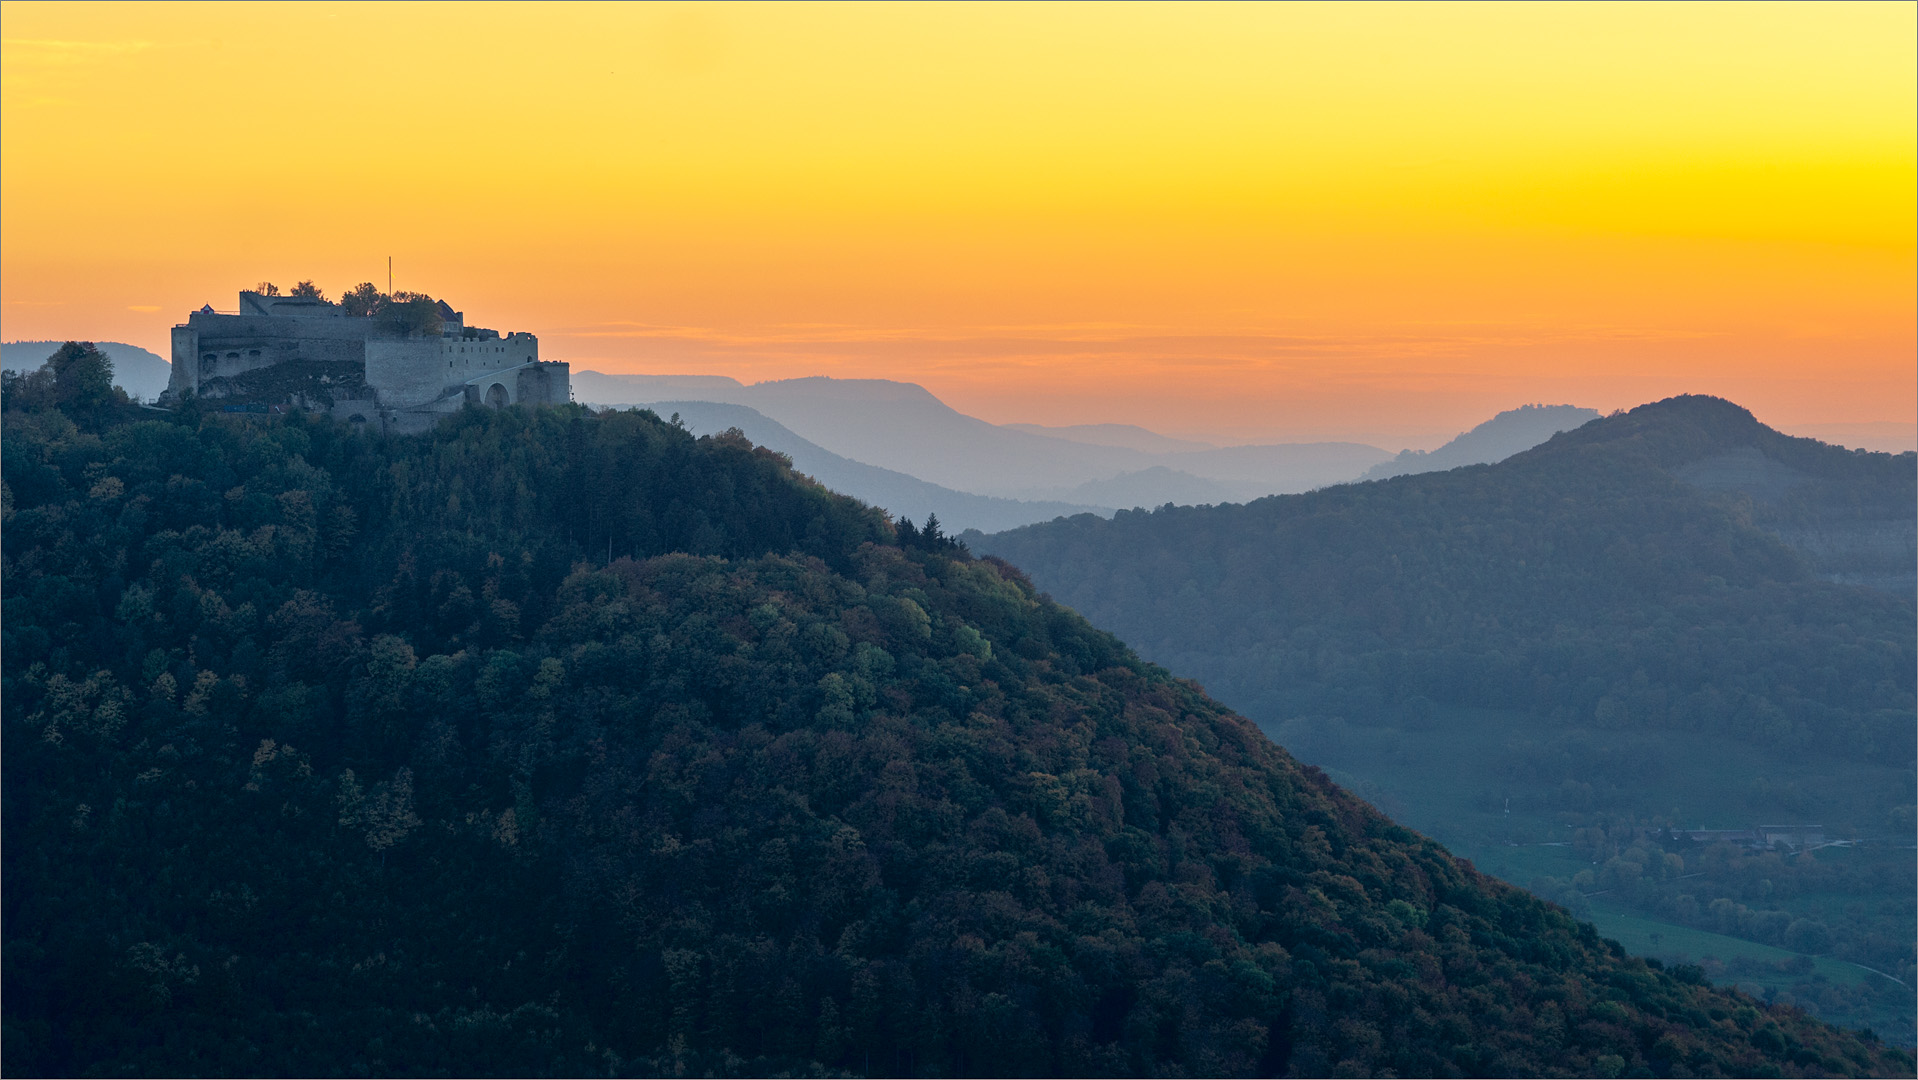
[
  {"x1": 165, "y1": 302, "x2": 568, "y2": 429},
  {"x1": 170, "y1": 314, "x2": 384, "y2": 399},
  {"x1": 367, "y1": 332, "x2": 542, "y2": 409}
]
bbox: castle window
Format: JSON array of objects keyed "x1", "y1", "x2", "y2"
[
  {"x1": 249, "y1": 349, "x2": 261, "y2": 357},
  {"x1": 203, "y1": 353, "x2": 216, "y2": 361},
  {"x1": 226, "y1": 352, "x2": 239, "y2": 359}
]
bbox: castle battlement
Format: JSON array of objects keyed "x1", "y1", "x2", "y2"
[{"x1": 163, "y1": 289, "x2": 570, "y2": 432}]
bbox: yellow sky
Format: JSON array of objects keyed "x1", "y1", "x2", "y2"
[{"x1": 3, "y1": 1, "x2": 1912, "y2": 442}]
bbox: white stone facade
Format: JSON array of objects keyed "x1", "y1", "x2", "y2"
[{"x1": 163, "y1": 290, "x2": 569, "y2": 432}]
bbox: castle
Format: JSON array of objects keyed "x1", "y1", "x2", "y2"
[{"x1": 161, "y1": 289, "x2": 570, "y2": 432}]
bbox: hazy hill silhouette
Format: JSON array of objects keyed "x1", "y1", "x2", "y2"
[
  {"x1": 4, "y1": 390, "x2": 1904, "y2": 1075},
  {"x1": 1040, "y1": 441, "x2": 1400, "y2": 508},
  {"x1": 645, "y1": 399, "x2": 1109, "y2": 532},
  {"x1": 1143, "y1": 441, "x2": 1393, "y2": 502},
  {"x1": 1362, "y1": 403, "x2": 1601, "y2": 481},
  {"x1": 578, "y1": 372, "x2": 1151, "y2": 495},
  {"x1": 1003, "y1": 421, "x2": 1216, "y2": 453},
  {"x1": 1055, "y1": 464, "x2": 1238, "y2": 508},
  {"x1": 569, "y1": 370, "x2": 746, "y2": 403},
  {"x1": 2, "y1": 340, "x2": 170, "y2": 402},
  {"x1": 577, "y1": 372, "x2": 1395, "y2": 506}
]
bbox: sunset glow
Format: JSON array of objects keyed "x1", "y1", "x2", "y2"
[{"x1": 3, "y1": 1, "x2": 1912, "y2": 442}]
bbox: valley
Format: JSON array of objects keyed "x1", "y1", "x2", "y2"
[
  {"x1": 1299, "y1": 703, "x2": 1915, "y2": 1041},
  {"x1": 4, "y1": 360, "x2": 1907, "y2": 1075},
  {"x1": 9, "y1": 5, "x2": 1913, "y2": 1075},
  {"x1": 575, "y1": 370, "x2": 1598, "y2": 531},
  {"x1": 974, "y1": 396, "x2": 1918, "y2": 1045}
]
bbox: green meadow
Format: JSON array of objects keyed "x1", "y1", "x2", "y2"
[{"x1": 1285, "y1": 705, "x2": 1916, "y2": 1043}]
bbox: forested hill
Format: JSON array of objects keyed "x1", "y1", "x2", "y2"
[
  {"x1": 974, "y1": 396, "x2": 1916, "y2": 756},
  {"x1": 4, "y1": 365, "x2": 1907, "y2": 1075},
  {"x1": 1360, "y1": 403, "x2": 1600, "y2": 481}
]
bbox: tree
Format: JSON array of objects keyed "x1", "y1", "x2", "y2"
[
  {"x1": 899, "y1": 512, "x2": 964, "y2": 553},
  {"x1": 336, "y1": 284, "x2": 442, "y2": 335},
  {"x1": 0, "y1": 398, "x2": 1902, "y2": 1077},
  {"x1": 254, "y1": 281, "x2": 282, "y2": 296},
  {"x1": 0, "y1": 341, "x2": 124, "y2": 415},
  {"x1": 290, "y1": 280, "x2": 326, "y2": 301},
  {"x1": 378, "y1": 292, "x2": 443, "y2": 336},
  {"x1": 338, "y1": 768, "x2": 422, "y2": 852},
  {"x1": 340, "y1": 282, "x2": 383, "y2": 317}
]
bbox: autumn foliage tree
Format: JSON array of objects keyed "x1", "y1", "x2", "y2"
[{"x1": 2, "y1": 391, "x2": 1906, "y2": 1076}]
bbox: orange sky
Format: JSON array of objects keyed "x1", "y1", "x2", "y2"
[{"x1": 2, "y1": 2, "x2": 1912, "y2": 445}]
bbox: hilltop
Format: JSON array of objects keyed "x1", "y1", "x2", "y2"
[
  {"x1": 973, "y1": 395, "x2": 1918, "y2": 1040},
  {"x1": 2, "y1": 378, "x2": 1906, "y2": 1075},
  {"x1": 1361, "y1": 403, "x2": 1600, "y2": 481},
  {"x1": 977, "y1": 395, "x2": 1914, "y2": 730}
]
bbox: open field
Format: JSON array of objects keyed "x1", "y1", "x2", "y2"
[
  {"x1": 1278, "y1": 705, "x2": 1917, "y2": 1043},
  {"x1": 1585, "y1": 901, "x2": 1911, "y2": 1039}
]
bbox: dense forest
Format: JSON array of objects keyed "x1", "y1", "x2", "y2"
[
  {"x1": 3, "y1": 353, "x2": 1909, "y2": 1076},
  {"x1": 974, "y1": 397, "x2": 1914, "y2": 756},
  {"x1": 973, "y1": 396, "x2": 1918, "y2": 1042}
]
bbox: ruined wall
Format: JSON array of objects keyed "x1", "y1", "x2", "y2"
[
  {"x1": 364, "y1": 340, "x2": 449, "y2": 409},
  {"x1": 438, "y1": 332, "x2": 538, "y2": 380},
  {"x1": 173, "y1": 313, "x2": 382, "y2": 398},
  {"x1": 517, "y1": 361, "x2": 570, "y2": 405},
  {"x1": 458, "y1": 360, "x2": 570, "y2": 410},
  {"x1": 167, "y1": 325, "x2": 197, "y2": 399},
  {"x1": 369, "y1": 331, "x2": 541, "y2": 410},
  {"x1": 238, "y1": 292, "x2": 343, "y2": 319},
  {"x1": 165, "y1": 308, "x2": 564, "y2": 422}
]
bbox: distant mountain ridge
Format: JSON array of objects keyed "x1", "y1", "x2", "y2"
[
  {"x1": 577, "y1": 371, "x2": 1396, "y2": 511},
  {"x1": 1055, "y1": 465, "x2": 1237, "y2": 508},
  {"x1": 1781, "y1": 421, "x2": 1918, "y2": 455},
  {"x1": 643, "y1": 399, "x2": 1109, "y2": 533},
  {"x1": 571, "y1": 372, "x2": 747, "y2": 400},
  {"x1": 1150, "y1": 442, "x2": 1394, "y2": 501},
  {"x1": 577, "y1": 371, "x2": 1160, "y2": 495},
  {"x1": 1002, "y1": 421, "x2": 1216, "y2": 453},
  {"x1": 2, "y1": 340, "x2": 171, "y2": 402},
  {"x1": 977, "y1": 394, "x2": 1915, "y2": 728},
  {"x1": 1362, "y1": 403, "x2": 1601, "y2": 480}
]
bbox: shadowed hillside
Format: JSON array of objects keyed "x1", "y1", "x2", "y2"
[
  {"x1": 976, "y1": 396, "x2": 1914, "y2": 748},
  {"x1": 973, "y1": 395, "x2": 1918, "y2": 1041},
  {"x1": 3, "y1": 381, "x2": 1906, "y2": 1075}
]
